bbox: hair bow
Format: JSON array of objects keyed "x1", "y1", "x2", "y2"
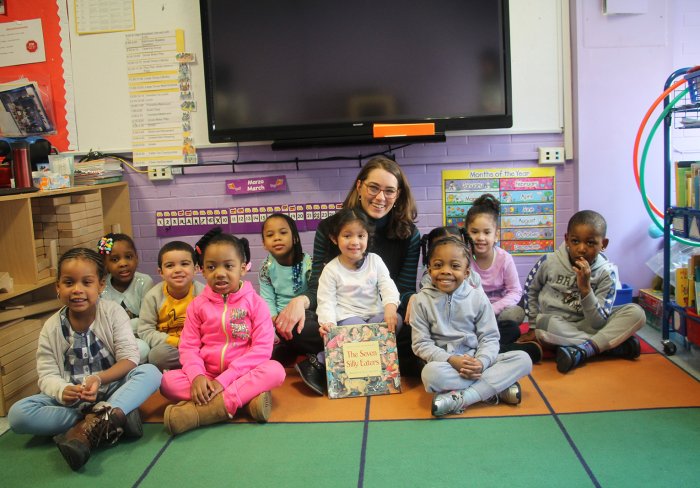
[{"x1": 98, "y1": 237, "x2": 114, "y2": 255}]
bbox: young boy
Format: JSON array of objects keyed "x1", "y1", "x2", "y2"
[
  {"x1": 524, "y1": 210, "x2": 646, "y2": 373},
  {"x1": 137, "y1": 241, "x2": 205, "y2": 371}
]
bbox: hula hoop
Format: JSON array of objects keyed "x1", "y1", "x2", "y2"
[
  {"x1": 632, "y1": 78, "x2": 686, "y2": 218},
  {"x1": 639, "y1": 86, "x2": 700, "y2": 246}
]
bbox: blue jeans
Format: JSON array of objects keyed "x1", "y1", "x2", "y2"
[{"x1": 8, "y1": 363, "x2": 161, "y2": 436}]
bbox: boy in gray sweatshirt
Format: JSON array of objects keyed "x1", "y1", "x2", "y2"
[{"x1": 524, "y1": 210, "x2": 646, "y2": 373}]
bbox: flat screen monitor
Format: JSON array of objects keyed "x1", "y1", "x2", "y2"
[{"x1": 200, "y1": 0, "x2": 512, "y2": 147}]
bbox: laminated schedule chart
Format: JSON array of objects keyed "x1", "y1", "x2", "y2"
[{"x1": 442, "y1": 167, "x2": 556, "y2": 255}]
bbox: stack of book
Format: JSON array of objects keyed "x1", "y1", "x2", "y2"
[{"x1": 73, "y1": 158, "x2": 123, "y2": 185}]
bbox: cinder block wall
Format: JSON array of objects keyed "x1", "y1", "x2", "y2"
[{"x1": 124, "y1": 133, "x2": 572, "y2": 289}]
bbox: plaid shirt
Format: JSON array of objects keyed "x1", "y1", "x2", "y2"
[{"x1": 60, "y1": 309, "x2": 115, "y2": 391}]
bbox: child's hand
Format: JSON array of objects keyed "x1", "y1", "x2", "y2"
[
  {"x1": 319, "y1": 323, "x2": 334, "y2": 337},
  {"x1": 459, "y1": 356, "x2": 483, "y2": 380},
  {"x1": 384, "y1": 304, "x2": 398, "y2": 332},
  {"x1": 191, "y1": 375, "x2": 211, "y2": 405},
  {"x1": 62, "y1": 384, "x2": 83, "y2": 404},
  {"x1": 572, "y1": 256, "x2": 592, "y2": 297},
  {"x1": 448, "y1": 354, "x2": 483, "y2": 379},
  {"x1": 79, "y1": 375, "x2": 101, "y2": 402}
]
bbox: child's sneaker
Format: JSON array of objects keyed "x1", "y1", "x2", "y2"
[
  {"x1": 604, "y1": 336, "x2": 641, "y2": 359},
  {"x1": 431, "y1": 390, "x2": 466, "y2": 417},
  {"x1": 484, "y1": 382, "x2": 522, "y2": 406},
  {"x1": 556, "y1": 345, "x2": 586, "y2": 373}
]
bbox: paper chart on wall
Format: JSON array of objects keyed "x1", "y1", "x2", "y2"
[
  {"x1": 74, "y1": 0, "x2": 135, "y2": 35},
  {"x1": 442, "y1": 167, "x2": 556, "y2": 255},
  {"x1": 126, "y1": 29, "x2": 196, "y2": 167}
]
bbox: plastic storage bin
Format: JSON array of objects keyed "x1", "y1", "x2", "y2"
[{"x1": 613, "y1": 283, "x2": 633, "y2": 306}]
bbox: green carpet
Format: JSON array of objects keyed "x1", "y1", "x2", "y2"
[{"x1": 560, "y1": 408, "x2": 700, "y2": 487}]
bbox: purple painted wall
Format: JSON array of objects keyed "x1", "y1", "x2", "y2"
[
  {"x1": 573, "y1": 0, "x2": 700, "y2": 293},
  {"x1": 126, "y1": 134, "x2": 571, "y2": 289}
]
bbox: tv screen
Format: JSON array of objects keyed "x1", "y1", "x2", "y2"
[{"x1": 200, "y1": 0, "x2": 512, "y2": 147}]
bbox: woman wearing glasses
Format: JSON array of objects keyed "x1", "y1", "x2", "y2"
[{"x1": 273, "y1": 155, "x2": 421, "y2": 395}]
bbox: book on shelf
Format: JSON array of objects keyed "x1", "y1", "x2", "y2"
[
  {"x1": 676, "y1": 267, "x2": 689, "y2": 307},
  {"x1": 323, "y1": 322, "x2": 401, "y2": 399},
  {"x1": 72, "y1": 158, "x2": 123, "y2": 185},
  {"x1": 675, "y1": 161, "x2": 693, "y2": 207}
]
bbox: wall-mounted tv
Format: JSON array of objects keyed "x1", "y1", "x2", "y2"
[{"x1": 200, "y1": 0, "x2": 512, "y2": 148}]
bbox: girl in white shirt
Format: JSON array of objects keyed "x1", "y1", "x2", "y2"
[{"x1": 317, "y1": 208, "x2": 401, "y2": 335}]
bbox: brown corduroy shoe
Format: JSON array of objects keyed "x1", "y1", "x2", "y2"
[
  {"x1": 246, "y1": 391, "x2": 272, "y2": 423},
  {"x1": 164, "y1": 395, "x2": 230, "y2": 436}
]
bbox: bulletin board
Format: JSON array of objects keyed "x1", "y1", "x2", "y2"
[
  {"x1": 443, "y1": 167, "x2": 556, "y2": 255},
  {"x1": 0, "y1": 1, "x2": 69, "y2": 150}
]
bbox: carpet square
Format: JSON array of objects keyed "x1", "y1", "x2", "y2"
[
  {"x1": 531, "y1": 354, "x2": 700, "y2": 413},
  {"x1": 362, "y1": 417, "x2": 593, "y2": 487},
  {"x1": 368, "y1": 374, "x2": 550, "y2": 420},
  {"x1": 138, "y1": 422, "x2": 365, "y2": 488},
  {"x1": 0, "y1": 424, "x2": 168, "y2": 486},
  {"x1": 560, "y1": 408, "x2": 700, "y2": 487}
]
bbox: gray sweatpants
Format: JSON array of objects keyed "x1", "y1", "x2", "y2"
[
  {"x1": 534, "y1": 303, "x2": 645, "y2": 351},
  {"x1": 421, "y1": 349, "x2": 532, "y2": 401}
]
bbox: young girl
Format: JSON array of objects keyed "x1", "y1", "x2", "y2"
[
  {"x1": 160, "y1": 227, "x2": 285, "y2": 436},
  {"x1": 8, "y1": 248, "x2": 162, "y2": 471},
  {"x1": 98, "y1": 233, "x2": 153, "y2": 364},
  {"x1": 316, "y1": 208, "x2": 401, "y2": 333},
  {"x1": 464, "y1": 194, "x2": 525, "y2": 344},
  {"x1": 259, "y1": 213, "x2": 312, "y2": 328},
  {"x1": 410, "y1": 236, "x2": 532, "y2": 416},
  {"x1": 418, "y1": 226, "x2": 481, "y2": 290}
]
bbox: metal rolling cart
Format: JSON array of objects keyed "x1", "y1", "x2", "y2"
[{"x1": 661, "y1": 67, "x2": 700, "y2": 355}]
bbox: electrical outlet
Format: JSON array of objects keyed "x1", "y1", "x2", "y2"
[
  {"x1": 148, "y1": 166, "x2": 173, "y2": 180},
  {"x1": 538, "y1": 146, "x2": 565, "y2": 164}
]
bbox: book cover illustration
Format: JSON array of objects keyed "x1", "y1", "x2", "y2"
[
  {"x1": 323, "y1": 322, "x2": 401, "y2": 399},
  {"x1": 0, "y1": 83, "x2": 55, "y2": 136}
]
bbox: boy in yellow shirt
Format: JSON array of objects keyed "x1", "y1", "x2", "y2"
[{"x1": 138, "y1": 241, "x2": 204, "y2": 371}]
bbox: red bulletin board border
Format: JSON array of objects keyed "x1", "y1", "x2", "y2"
[{"x1": 0, "y1": 1, "x2": 69, "y2": 151}]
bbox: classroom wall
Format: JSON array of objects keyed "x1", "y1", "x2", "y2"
[
  {"x1": 573, "y1": 0, "x2": 700, "y2": 293},
  {"x1": 126, "y1": 134, "x2": 570, "y2": 288}
]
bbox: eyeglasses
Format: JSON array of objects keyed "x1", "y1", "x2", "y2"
[{"x1": 363, "y1": 182, "x2": 399, "y2": 199}]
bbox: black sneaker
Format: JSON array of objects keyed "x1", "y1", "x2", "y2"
[
  {"x1": 556, "y1": 346, "x2": 586, "y2": 373},
  {"x1": 604, "y1": 336, "x2": 641, "y2": 359},
  {"x1": 294, "y1": 354, "x2": 326, "y2": 395}
]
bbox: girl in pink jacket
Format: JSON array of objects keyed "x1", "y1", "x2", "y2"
[{"x1": 161, "y1": 227, "x2": 286, "y2": 435}]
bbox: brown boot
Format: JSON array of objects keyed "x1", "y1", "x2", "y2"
[
  {"x1": 246, "y1": 391, "x2": 272, "y2": 423},
  {"x1": 164, "y1": 394, "x2": 230, "y2": 436},
  {"x1": 53, "y1": 405, "x2": 124, "y2": 471}
]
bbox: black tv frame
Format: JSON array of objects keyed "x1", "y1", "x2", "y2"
[{"x1": 199, "y1": 1, "x2": 512, "y2": 149}]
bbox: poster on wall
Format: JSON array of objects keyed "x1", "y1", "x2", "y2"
[{"x1": 442, "y1": 167, "x2": 555, "y2": 255}]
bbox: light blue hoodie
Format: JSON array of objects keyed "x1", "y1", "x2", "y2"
[{"x1": 411, "y1": 280, "x2": 500, "y2": 371}]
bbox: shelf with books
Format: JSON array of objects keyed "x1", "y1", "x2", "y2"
[{"x1": 662, "y1": 70, "x2": 700, "y2": 355}]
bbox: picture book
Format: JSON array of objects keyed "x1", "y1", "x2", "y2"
[{"x1": 323, "y1": 322, "x2": 401, "y2": 399}]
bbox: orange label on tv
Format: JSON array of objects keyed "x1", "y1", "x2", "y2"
[{"x1": 372, "y1": 123, "x2": 435, "y2": 138}]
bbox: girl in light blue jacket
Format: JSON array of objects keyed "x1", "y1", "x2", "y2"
[{"x1": 410, "y1": 236, "x2": 532, "y2": 416}]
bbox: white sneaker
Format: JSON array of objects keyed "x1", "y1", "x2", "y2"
[
  {"x1": 485, "y1": 382, "x2": 522, "y2": 406},
  {"x1": 431, "y1": 390, "x2": 466, "y2": 417}
]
